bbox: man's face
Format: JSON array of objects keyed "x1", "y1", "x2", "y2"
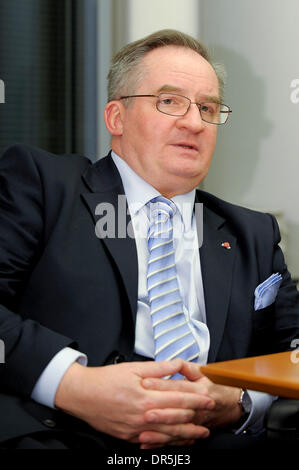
[{"x1": 114, "y1": 46, "x2": 219, "y2": 197}]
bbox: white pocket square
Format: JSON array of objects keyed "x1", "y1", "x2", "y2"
[{"x1": 254, "y1": 273, "x2": 282, "y2": 311}]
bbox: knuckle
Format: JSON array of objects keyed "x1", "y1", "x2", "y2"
[
  {"x1": 182, "y1": 423, "x2": 197, "y2": 439},
  {"x1": 163, "y1": 413, "x2": 174, "y2": 424},
  {"x1": 114, "y1": 392, "x2": 126, "y2": 405},
  {"x1": 149, "y1": 378, "x2": 159, "y2": 388},
  {"x1": 132, "y1": 414, "x2": 145, "y2": 427},
  {"x1": 183, "y1": 411, "x2": 194, "y2": 423},
  {"x1": 141, "y1": 398, "x2": 155, "y2": 410},
  {"x1": 196, "y1": 426, "x2": 209, "y2": 439},
  {"x1": 117, "y1": 430, "x2": 134, "y2": 441},
  {"x1": 180, "y1": 395, "x2": 189, "y2": 409},
  {"x1": 171, "y1": 424, "x2": 182, "y2": 438}
]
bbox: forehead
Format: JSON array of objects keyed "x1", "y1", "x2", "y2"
[{"x1": 138, "y1": 46, "x2": 219, "y2": 97}]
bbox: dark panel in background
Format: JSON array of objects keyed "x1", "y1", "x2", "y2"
[{"x1": 0, "y1": 0, "x2": 97, "y2": 158}]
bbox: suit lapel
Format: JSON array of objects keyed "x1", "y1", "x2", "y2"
[
  {"x1": 196, "y1": 193, "x2": 237, "y2": 363},
  {"x1": 81, "y1": 154, "x2": 138, "y2": 321}
]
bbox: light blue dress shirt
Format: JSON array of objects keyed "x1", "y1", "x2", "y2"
[
  {"x1": 32, "y1": 151, "x2": 275, "y2": 434},
  {"x1": 113, "y1": 152, "x2": 210, "y2": 364}
]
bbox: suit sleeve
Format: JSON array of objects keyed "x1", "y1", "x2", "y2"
[{"x1": 0, "y1": 145, "x2": 76, "y2": 397}]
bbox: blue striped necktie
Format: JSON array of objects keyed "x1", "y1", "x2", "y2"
[{"x1": 146, "y1": 196, "x2": 200, "y2": 379}]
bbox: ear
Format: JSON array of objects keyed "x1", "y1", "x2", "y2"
[{"x1": 104, "y1": 101, "x2": 124, "y2": 136}]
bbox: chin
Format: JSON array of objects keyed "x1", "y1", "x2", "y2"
[
  {"x1": 161, "y1": 172, "x2": 205, "y2": 196},
  {"x1": 171, "y1": 164, "x2": 206, "y2": 180}
]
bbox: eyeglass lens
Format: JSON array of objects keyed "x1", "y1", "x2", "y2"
[{"x1": 157, "y1": 93, "x2": 229, "y2": 124}]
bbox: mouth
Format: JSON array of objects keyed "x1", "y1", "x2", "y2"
[{"x1": 172, "y1": 143, "x2": 199, "y2": 152}]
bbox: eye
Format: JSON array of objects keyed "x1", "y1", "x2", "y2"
[
  {"x1": 200, "y1": 103, "x2": 218, "y2": 114},
  {"x1": 160, "y1": 97, "x2": 177, "y2": 105}
]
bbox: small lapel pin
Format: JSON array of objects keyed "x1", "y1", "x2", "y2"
[{"x1": 221, "y1": 242, "x2": 231, "y2": 250}]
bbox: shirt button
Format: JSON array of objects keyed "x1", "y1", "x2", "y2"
[{"x1": 43, "y1": 419, "x2": 56, "y2": 428}]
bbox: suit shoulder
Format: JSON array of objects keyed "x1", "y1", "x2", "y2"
[
  {"x1": 0, "y1": 144, "x2": 93, "y2": 194},
  {"x1": 197, "y1": 189, "x2": 275, "y2": 230},
  {"x1": 1, "y1": 143, "x2": 91, "y2": 169}
]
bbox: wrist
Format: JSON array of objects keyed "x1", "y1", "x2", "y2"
[{"x1": 54, "y1": 361, "x2": 86, "y2": 413}]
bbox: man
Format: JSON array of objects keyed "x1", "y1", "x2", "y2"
[{"x1": 0, "y1": 29, "x2": 298, "y2": 451}]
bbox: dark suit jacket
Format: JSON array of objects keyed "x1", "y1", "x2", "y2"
[{"x1": 0, "y1": 144, "x2": 298, "y2": 444}]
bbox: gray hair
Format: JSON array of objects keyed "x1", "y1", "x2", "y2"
[{"x1": 107, "y1": 29, "x2": 226, "y2": 102}]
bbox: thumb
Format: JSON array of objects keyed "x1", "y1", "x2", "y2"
[{"x1": 179, "y1": 361, "x2": 204, "y2": 381}]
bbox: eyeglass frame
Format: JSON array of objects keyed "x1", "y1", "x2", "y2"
[{"x1": 119, "y1": 92, "x2": 232, "y2": 125}]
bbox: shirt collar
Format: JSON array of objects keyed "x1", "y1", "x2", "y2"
[{"x1": 111, "y1": 151, "x2": 195, "y2": 230}]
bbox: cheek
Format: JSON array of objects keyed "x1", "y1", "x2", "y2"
[
  {"x1": 131, "y1": 116, "x2": 158, "y2": 146},
  {"x1": 207, "y1": 129, "x2": 218, "y2": 150},
  {"x1": 199, "y1": 131, "x2": 217, "y2": 163}
]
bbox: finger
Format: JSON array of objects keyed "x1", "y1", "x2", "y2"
[
  {"x1": 139, "y1": 422, "x2": 210, "y2": 444},
  {"x1": 179, "y1": 361, "x2": 204, "y2": 381},
  {"x1": 140, "y1": 444, "x2": 165, "y2": 450},
  {"x1": 172, "y1": 439, "x2": 195, "y2": 447},
  {"x1": 135, "y1": 358, "x2": 184, "y2": 379},
  {"x1": 145, "y1": 389, "x2": 215, "y2": 411},
  {"x1": 144, "y1": 408, "x2": 195, "y2": 425},
  {"x1": 140, "y1": 440, "x2": 166, "y2": 450},
  {"x1": 139, "y1": 430, "x2": 171, "y2": 445},
  {"x1": 140, "y1": 439, "x2": 195, "y2": 450},
  {"x1": 142, "y1": 377, "x2": 209, "y2": 395}
]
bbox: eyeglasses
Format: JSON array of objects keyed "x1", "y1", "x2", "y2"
[{"x1": 119, "y1": 93, "x2": 232, "y2": 125}]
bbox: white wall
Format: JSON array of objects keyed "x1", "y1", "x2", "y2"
[
  {"x1": 126, "y1": 0, "x2": 200, "y2": 41},
  {"x1": 201, "y1": 0, "x2": 299, "y2": 278},
  {"x1": 100, "y1": 0, "x2": 299, "y2": 277}
]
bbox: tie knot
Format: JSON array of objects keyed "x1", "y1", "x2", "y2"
[{"x1": 148, "y1": 196, "x2": 176, "y2": 222}]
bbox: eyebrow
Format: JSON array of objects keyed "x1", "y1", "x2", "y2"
[
  {"x1": 157, "y1": 84, "x2": 184, "y2": 94},
  {"x1": 156, "y1": 84, "x2": 221, "y2": 103}
]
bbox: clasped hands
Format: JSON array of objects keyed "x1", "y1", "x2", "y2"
[{"x1": 55, "y1": 358, "x2": 243, "y2": 449}]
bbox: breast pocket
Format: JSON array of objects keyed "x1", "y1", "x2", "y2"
[
  {"x1": 251, "y1": 304, "x2": 275, "y2": 355},
  {"x1": 253, "y1": 304, "x2": 275, "y2": 330}
]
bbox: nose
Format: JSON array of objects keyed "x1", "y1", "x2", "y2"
[{"x1": 175, "y1": 103, "x2": 205, "y2": 132}]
